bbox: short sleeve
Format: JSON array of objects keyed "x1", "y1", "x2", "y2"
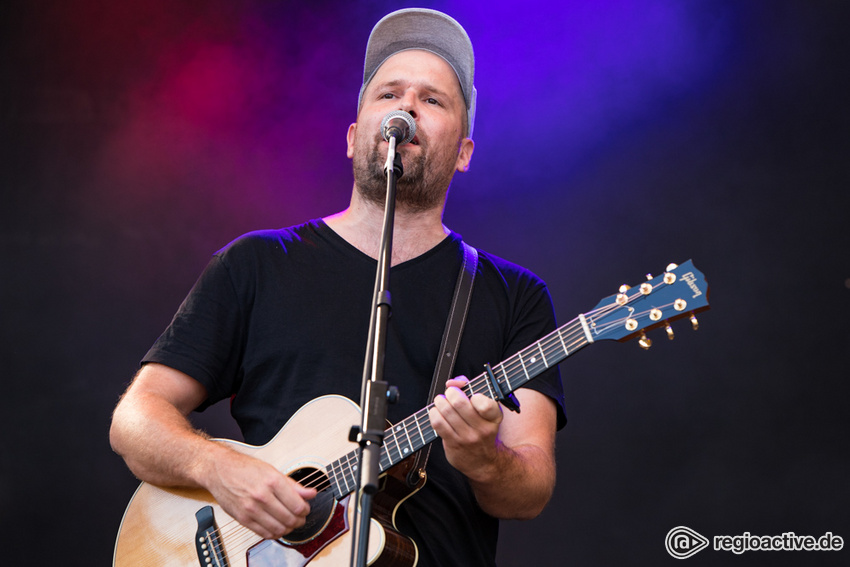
[{"x1": 142, "y1": 254, "x2": 246, "y2": 407}]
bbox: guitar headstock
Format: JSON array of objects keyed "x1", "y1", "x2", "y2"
[{"x1": 584, "y1": 260, "x2": 710, "y2": 347}]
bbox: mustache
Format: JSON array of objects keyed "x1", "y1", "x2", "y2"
[{"x1": 374, "y1": 126, "x2": 426, "y2": 149}]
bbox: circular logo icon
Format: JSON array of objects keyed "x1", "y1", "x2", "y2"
[{"x1": 665, "y1": 526, "x2": 709, "y2": 559}]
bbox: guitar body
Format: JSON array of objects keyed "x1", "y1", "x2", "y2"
[{"x1": 113, "y1": 395, "x2": 421, "y2": 567}]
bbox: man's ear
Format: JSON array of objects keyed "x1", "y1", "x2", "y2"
[
  {"x1": 455, "y1": 137, "x2": 475, "y2": 173},
  {"x1": 346, "y1": 123, "x2": 357, "y2": 158}
]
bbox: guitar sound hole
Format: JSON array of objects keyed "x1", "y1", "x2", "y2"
[{"x1": 281, "y1": 467, "x2": 336, "y2": 544}]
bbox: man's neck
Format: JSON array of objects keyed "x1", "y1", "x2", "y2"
[{"x1": 324, "y1": 190, "x2": 450, "y2": 266}]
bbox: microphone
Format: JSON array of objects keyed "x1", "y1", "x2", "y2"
[{"x1": 381, "y1": 110, "x2": 416, "y2": 145}]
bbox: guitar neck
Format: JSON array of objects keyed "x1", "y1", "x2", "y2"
[{"x1": 326, "y1": 315, "x2": 592, "y2": 499}]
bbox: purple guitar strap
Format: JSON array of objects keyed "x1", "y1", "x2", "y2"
[{"x1": 406, "y1": 241, "x2": 478, "y2": 487}]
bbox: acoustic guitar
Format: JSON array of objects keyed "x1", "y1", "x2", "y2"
[{"x1": 113, "y1": 260, "x2": 710, "y2": 566}]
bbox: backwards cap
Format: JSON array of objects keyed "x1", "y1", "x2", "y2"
[{"x1": 358, "y1": 8, "x2": 477, "y2": 137}]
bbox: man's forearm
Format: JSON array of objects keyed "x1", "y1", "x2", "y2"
[
  {"x1": 467, "y1": 441, "x2": 556, "y2": 520},
  {"x1": 109, "y1": 387, "x2": 218, "y2": 488}
]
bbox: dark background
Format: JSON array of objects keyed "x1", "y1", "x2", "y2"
[{"x1": 2, "y1": 1, "x2": 848, "y2": 565}]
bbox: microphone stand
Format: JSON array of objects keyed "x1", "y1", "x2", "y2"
[{"x1": 350, "y1": 135, "x2": 404, "y2": 567}]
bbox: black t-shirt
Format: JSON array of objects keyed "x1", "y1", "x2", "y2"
[{"x1": 144, "y1": 219, "x2": 566, "y2": 566}]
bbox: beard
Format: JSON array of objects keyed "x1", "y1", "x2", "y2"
[{"x1": 352, "y1": 129, "x2": 459, "y2": 213}]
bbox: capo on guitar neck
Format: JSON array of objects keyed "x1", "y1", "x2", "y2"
[{"x1": 483, "y1": 363, "x2": 521, "y2": 413}]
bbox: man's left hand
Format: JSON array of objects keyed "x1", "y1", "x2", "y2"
[{"x1": 428, "y1": 376, "x2": 504, "y2": 480}]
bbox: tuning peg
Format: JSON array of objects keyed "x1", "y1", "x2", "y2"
[
  {"x1": 665, "y1": 322, "x2": 675, "y2": 340},
  {"x1": 663, "y1": 264, "x2": 678, "y2": 284},
  {"x1": 690, "y1": 312, "x2": 699, "y2": 331},
  {"x1": 645, "y1": 273, "x2": 653, "y2": 281},
  {"x1": 638, "y1": 331, "x2": 652, "y2": 350},
  {"x1": 616, "y1": 284, "x2": 631, "y2": 305}
]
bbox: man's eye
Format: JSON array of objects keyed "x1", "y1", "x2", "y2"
[
  {"x1": 381, "y1": 93, "x2": 395, "y2": 99},
  {"x1": 426, "y1": 98, "x2": 441, "y2": 105}
]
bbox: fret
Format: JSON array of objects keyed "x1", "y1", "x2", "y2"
[
  {"x1": 497, "y1": 363, "x2": 514, "y2": 392},
  {"x1": 348, "y1": 452, "x2": 359, "y2": 487},
  {"x1": 558, "y1": 327, "x2": 569, "y2": 357},
  {"x1": 399, "y1": 423, "x2": 414, "y2": 457},
  {"x1": 328, "y1": 459, "x2": 343, "y2": 496},
  {"x1": 332, "y1": 457, "x2": 348, "y2": 496},
  {"x1": 463, "y1": 383, "x2": 474, "y2": 400},
  {"x1": 527, "y1": 353, "x2": 542, "y2": 376},
  {"x1": 418, "y1": 413, "x2": 436, "y2": 444},
  {"x1": 380, "y1": 445, "x2": 391, "y2": 470},
  {"x1": 388, "y1": 424, "x2": 406, "y2": 462},
  {"x1": 547, "y1": 333, "x2": 565, "y2": 363},
  {"x1": 536, "y1": 341, "x2": 549, "y2": 367},
  {"x1": 471, "y1": 375, "x2": 488, "y2": 397},
  {"x1": 483, "y1": 371, "x2": 496, "y2": 400},
  {"x1": 402, "y1": 416, "x2": 418, "y2": 451},
  {"x1": 390, "y1": 429, "x2": 402, "y2": 462},
  {"x1": 518, "y1": 351, "x2": 530, "y2": 380},
  {"x1": 338, "y1": 453, "x2": 354, "y2": 495},
  {"x1": 414, "y1": 412, "x2": 427, "y2": 447}
]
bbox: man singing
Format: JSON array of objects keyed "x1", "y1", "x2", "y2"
[{"x1": 111, "y1": 8, "x2": 566, "y2": 566}]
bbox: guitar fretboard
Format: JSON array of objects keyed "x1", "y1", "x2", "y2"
[{"x1": 326, "y1": 315, "x2": 594, "y2": 498}]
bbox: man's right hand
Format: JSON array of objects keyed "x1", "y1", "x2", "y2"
[{"x1": 204, "y1": 449, "x2": 317, "y2": 540}]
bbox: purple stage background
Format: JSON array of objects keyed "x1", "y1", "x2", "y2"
[{"x1": 2, "y1": 1, "x2": 848, "y2": 565}]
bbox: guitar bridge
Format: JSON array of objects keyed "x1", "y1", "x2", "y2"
[{"x1": 195, "y1": 506, "x2": 229, "y2": 566}]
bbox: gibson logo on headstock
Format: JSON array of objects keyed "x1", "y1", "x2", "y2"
[{"x1": 680, "y1": 272, "x2": 703, "y2": 298}]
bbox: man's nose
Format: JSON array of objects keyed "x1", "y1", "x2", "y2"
[{"x1": 398, "y1": 91, "x2": 418, "y2": 121}]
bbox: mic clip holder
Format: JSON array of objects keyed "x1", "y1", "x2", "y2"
[
  {"x1": 383, "y1": 136, "x2": 404, "y2": 178},
  {"x1": 349, "y1": 382, "x2": 400, "y2": 461}
]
